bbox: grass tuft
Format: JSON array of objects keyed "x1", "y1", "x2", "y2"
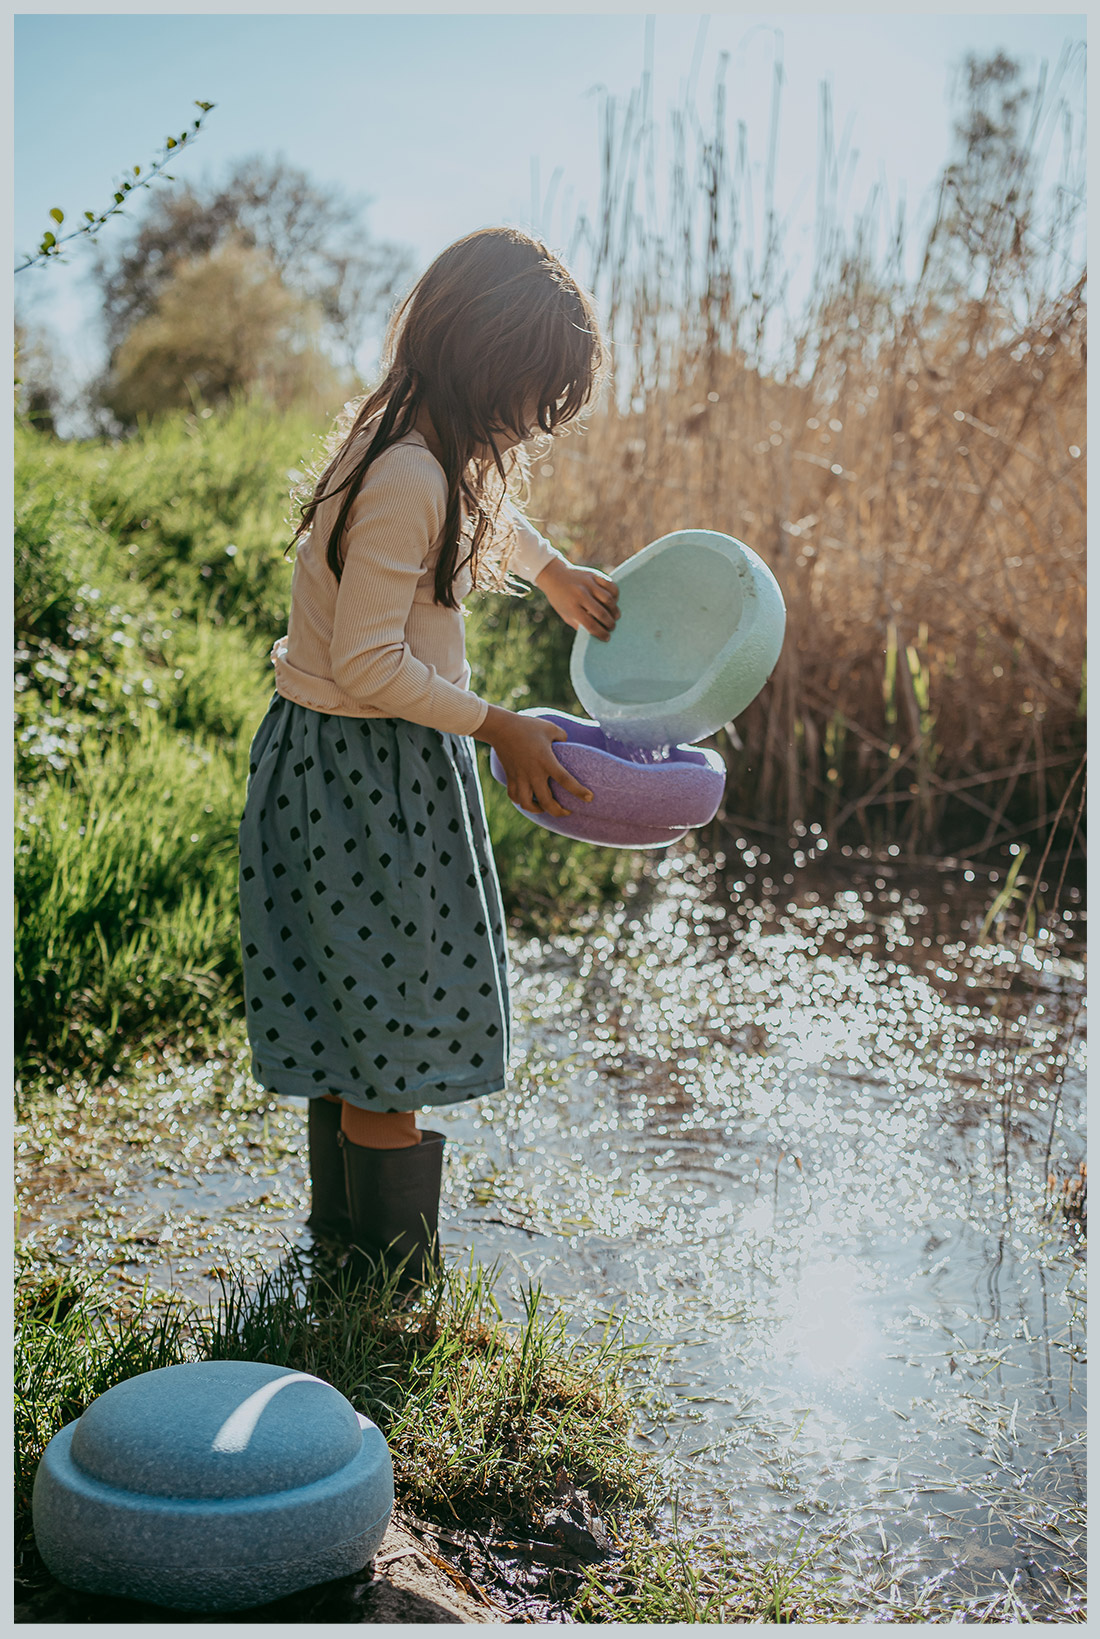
[
  {"x1": 204, "y1": 1248, "x2": 652, "y2": 1528},
  {"x1": 15, "y1": 713, "x2": 250, "y2": 1084},
  {"x1": 573, "y1": 1518, "x2": 847, "y2": 1624}
]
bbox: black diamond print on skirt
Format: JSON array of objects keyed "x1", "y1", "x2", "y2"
[{"x1": 239, "y1": 698, "x2": 510, "y2": 1113}]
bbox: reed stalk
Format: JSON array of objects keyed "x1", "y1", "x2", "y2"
[{"x1": 533, "y1": 47, "x2": 1085, "y2": 856}]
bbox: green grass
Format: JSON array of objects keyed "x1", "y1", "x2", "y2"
[
  {"x1": 15, "y1": 1258, "x2": 196, "y2": 1569},
  {"x1": 206, "y1": 1249, "x2": 651, "y2": 1527},
  {"x1": 18, "y1": 400, "x2": 317, "y2": 638},
  {"x1": 573, "y1": 1523, "x2": 848, "y2": 1623},
  {"x1": 14, "y1": 1247, "x2": 652, "y2": 1595},
  {"x1": 15, "y1": 713, "x2": 250, "y2": 1082},
  {"x1": 14, "y1": 404, "x2": 643, "y2": 1087}
]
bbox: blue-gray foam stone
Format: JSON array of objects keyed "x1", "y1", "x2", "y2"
[{"x1": 32, "y1": 1360, "x2": 394, "y2": 1612}]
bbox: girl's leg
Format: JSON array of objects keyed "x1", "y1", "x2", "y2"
[
  {"x1": 306, "y1": 1099, "x2": 421, "y2": 1241},
  {"x1": 338, "y1": 1102, "x2": 421, "y2": 1148},
  {"x1": 306, "y1": 1095, "x2": 352, "y2": 1237},
  {"x1": 338, "y1": 1104, "x2": 443, "y2": 1286}
]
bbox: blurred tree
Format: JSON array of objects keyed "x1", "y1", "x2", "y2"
[
  {"x1": 95, "y1": 156, "x2": 413, "y2": 374},
  {"x1": 921, "y1": 47, "x2": 1086, "y2": 315},
  {"x1": 942, "y1": 53, "x2": 1037, "y2": 281},
  {"x1": 98, "y1": 241, "x2": 350, "y2": 424},
  {"x1": 14, "y1": 319, "x2": 65, "y2": 436}
]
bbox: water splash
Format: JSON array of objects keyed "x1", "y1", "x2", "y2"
[{"x1": 602, "y1": 734, "x2": 674, "y2": 765}]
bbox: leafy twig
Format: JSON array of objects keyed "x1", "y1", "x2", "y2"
[{"x1": 15, "y1": 101, "x2": 215, "y2": 274}]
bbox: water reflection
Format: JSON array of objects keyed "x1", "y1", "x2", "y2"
[
  {"x1": 769, "y1": 1254, "x2": 879, "y2": 1379},
  {"x1": 436, "y1": 851, "x2": 1086, "y2": 1619}
]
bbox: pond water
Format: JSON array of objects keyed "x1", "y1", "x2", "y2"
[
  {"x1": 16, "y1": 846, "x2": 1086, "y2": 1621},
  {"x1": 452, "y1": 848, "x2": 1086, "y2": 1621}
]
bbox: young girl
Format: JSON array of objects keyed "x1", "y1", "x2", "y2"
[{"x1": 238, "y1": 227, "x2": 619, "y2": 1284}]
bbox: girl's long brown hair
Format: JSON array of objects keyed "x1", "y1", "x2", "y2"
[{"x1": 292, "y1": 227, "x2": 606, "y2": 608}]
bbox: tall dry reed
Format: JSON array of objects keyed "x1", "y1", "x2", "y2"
[{"x1": 530, "y1": 47, "x2": 1086, "y2": 857}]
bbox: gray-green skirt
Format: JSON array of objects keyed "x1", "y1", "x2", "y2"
[{"x1": 237, "y1": 693, "x2": 511, "y2": 1112}]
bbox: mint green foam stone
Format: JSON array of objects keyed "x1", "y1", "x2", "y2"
[{"x1": 570, "y1": 529, "x2": 786, "y2": 751}]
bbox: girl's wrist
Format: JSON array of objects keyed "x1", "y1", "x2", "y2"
[
  {"x1": 533, "y1": 552, "x2": 570, "y2": 587},
  {"x1": 472, "y1": 703, "x2": 518, "y2": 746}
]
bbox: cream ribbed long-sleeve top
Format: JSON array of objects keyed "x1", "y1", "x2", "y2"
[{"x1": 271, "y1": 429, "x2": 564, "y2": 736}]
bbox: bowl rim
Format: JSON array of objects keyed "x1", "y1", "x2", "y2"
[
  {"x1": 570, "y1": 528, "x2": 784, "y2": 728},
  {"x1": 505, "y1": 708, "x2": 726, "y2": 772}
]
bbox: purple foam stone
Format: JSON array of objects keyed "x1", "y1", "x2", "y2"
[{"x1": 488, "y1": 710, "x2": 726, "y2": 850}]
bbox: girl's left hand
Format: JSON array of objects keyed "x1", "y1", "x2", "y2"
[{"x1": 536, "y1": 557, "x2": 620, "y2": 641}]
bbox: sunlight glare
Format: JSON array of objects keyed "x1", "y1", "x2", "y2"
[{"x1": 769, "y1": 1254, "x2": 878, "y2": 1378}]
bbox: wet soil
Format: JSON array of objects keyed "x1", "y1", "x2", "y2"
[{"x1": 15, "y1": 1512, "x2": 503, "y2": 1624}]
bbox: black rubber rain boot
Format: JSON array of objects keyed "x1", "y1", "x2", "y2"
[
  {"x1": 305, "y1": 1097, "x2": 353, "y2": 1240},
  {"x1": 339, "y1": 1129, "x2": 446, "y2": 1288}
]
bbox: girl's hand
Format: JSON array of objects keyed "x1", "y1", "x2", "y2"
[
  {"x1": 476, "y1": 705, "x2": 594, "y2": 817},
  {"x1": 535, "y1": 557, "x2": 620, "y2": 641}
]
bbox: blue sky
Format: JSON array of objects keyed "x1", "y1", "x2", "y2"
[{"x1": 14, "y1": 9, "x2": 1087, "y2": 387}]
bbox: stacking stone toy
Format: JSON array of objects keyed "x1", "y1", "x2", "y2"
[
  {"x1": 491, "y1": 528, "x2": 786, "y2": 848},
  {"x1": 493, "y1": 707, "x2": 729, "y2": 849},
  {"x1": 32, "y1": 1360, "x2": 394, "y2": 1613}
]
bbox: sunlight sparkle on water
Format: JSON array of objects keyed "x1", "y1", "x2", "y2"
[{"x1": 768, "y1": 1253, "x2": 880, "y2": 1379}]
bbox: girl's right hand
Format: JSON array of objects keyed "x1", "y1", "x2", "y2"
[{"x1": 476, "y1": 706, "x2": 594, "y2": 817}]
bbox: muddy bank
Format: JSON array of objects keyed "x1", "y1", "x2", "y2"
[{"x1": 15, "y1": 1511, "x2": 506, "y2": 1624}]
